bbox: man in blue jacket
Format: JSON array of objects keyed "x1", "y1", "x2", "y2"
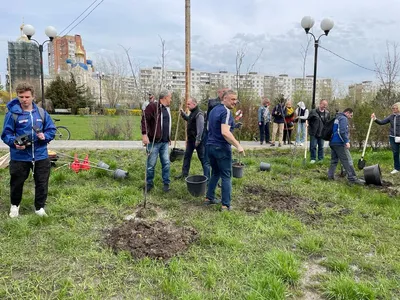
[
  {"x1": 1, "y1": 83, "x2": 56, "y2": 218},
  {"x1": 327, "y1": 108, "x2": 364, "y2": 185}
]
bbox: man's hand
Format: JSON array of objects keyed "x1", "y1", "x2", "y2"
[
  {"x1": 371, "y1": 113, "x2": 376, "y2": 120},
  {"x1": 235, "y1": 122, "x2": 243, "y2": 129},
  {"x1": 37, "y1": 132, "x2": 45, "y2": 140},
  {"x1": 15, "y1": 144, "x2": 25, "y2": 150},
  {"x1": 258, "y1": 122, "x2": 262, "y2": 126},
  {"x1": 142, "y1": 135, "x2": 150, "y2": 145},
  {"x1": 345, "y1": 142, "x2": 350, "y2": 149},
  {"x1": 237, "y1": 144, "x2": 245, "y2": 156},
  {"x1": 195, "y1": 140, "x2": 200, "y2": 148}
]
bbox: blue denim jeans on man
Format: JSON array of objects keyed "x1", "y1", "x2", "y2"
[
  {"x1": 146, "y1": 142, "x2": 170, "y2": 186},
  {"x1": 310, "y1": 135, "x2": 325, "y2": 161},
  {"x1": 389, "y1": 136, "x2": 400, "y2": 171},
  {"x1": 206, "y1": 145, "x2": 232, "y2": 207}
]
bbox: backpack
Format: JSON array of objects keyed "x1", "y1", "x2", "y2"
[
  {"x1": 321, "y1": 117, "x2": 335, "y2": 141},
  {"x1": 12, "y1": 107, "x2": 45, "y2": 126}
]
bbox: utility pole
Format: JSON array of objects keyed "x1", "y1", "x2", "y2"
[
  {"x1": 7, "y1": 56, "x2": 12, "y2": 100},
  {"x1": 185, "y1": 0, "x2": 191, "y2": 106}
]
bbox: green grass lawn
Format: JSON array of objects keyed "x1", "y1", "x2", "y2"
[
  {"x1": 0, "y1": 147, "x2": 399, "y2": 299},
  {"x1": 0, "y1": 114, "x2": 143, "y2": 140}
]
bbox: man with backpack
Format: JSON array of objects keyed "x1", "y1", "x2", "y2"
[
  {"x1": 327, "y1": 108, "x2": 365, "y2": 185},
  {"x1": 1, "y1": 82, "x2": 56, "y2": 218},
  {"x1": 308, "y1": 99, "x2": 330, "y2": 163}
]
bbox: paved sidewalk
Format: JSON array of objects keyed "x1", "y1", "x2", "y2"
[{"x1": 0, "y1": 140, "x2": 329, "y2": 150}]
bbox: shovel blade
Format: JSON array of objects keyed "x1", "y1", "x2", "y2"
[{"x1": 357, "y1": 158, "x2": 366, "y2": 170}]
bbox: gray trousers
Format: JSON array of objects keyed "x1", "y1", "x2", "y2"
[{"x1": 328, "y1": 145, "x2": 357, "y2": 182}]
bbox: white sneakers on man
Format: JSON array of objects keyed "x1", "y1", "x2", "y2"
[
  {"x1": 9, "y1": 205, "x2": 20, "y2": 218},
  {"x1": 35, "y1": 208, "x2": 48, "y2": 217},
  {"x1": 390, "y1": 169, "x2": 399, "y2": 174},
  {"x1": 310, "y1": 160, "x2": 316, "y2": 164}
]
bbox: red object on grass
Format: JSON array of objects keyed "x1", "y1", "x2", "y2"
[
  {"x1": 81, "y1": 154, "x2": 90, "y2": 170},
  {"x1": 70, "y1": 153, "x2": 80, "y2": 173}
]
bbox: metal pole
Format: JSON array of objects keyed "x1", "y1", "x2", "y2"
[
  {"x1": 99, "y1": 77, "x2": 102, "y2": 107},
  {"x1": 7, "y1": 56, "x2": 12, "y2": 100},
  {"x1": 311, "y1": 39, "x2": 319, "y2": 109},
  {"x1": 185, "y1": 0, "x2": 191, "y2": 106},
  {"x1": 39, "y1": 44, "x2": 45, "y2": 110}
]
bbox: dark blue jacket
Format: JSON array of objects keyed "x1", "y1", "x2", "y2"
[
  {"x1": 1, "y1": 98, "x2": 56, "y2": 161},
  {"x1": 271, "y1": 104, "x2": 286, "y2": 124},
  {"x1": 330, "y1": 113, "x2": 350, "y2": 145}
]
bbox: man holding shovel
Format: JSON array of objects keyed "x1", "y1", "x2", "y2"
[
  {"x1": 205, "y1": 90, "x2": 245, "y2": 211},
  {"x1": 327, "y1": 108, "x2": 364, "y2": 185}
]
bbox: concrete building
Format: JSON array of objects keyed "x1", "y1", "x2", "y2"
[
  {"x1": 48, "y1": 35, "x2": 87, "y2": 76},
  {"x1": 348, "y1": 81, "x2": 379, "y2": 103},
  {"x1": 139, "y1": 67, "x2": 332, "y2": 103},
  {"x1": 7, "y1": 24, "x2": 41, "y2": 90}
]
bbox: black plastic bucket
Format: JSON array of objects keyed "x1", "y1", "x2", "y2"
[
  {"x1": 185, "y1": 175, "x2": 208, "y2": 197},
  {"x1": 363, "y1": 164, "x2": 382, "y2": 186},
  {"x1": 232, "y1": 163, "x2": 245, "y2": 178},
  {"x1": 170, "y1": 148, "x2": 185, "y2": 162},
  {"x1": 260, "y1": 162, "x2": 271, "y2": 171}
]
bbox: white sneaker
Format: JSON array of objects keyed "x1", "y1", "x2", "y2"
[
  {"x1": 35, "y1": 208, "x2": 48, "y2": 217},
  {"x1": 299, "y1": 143, "x2": 303, "y2": 146},
  {"x1": 310, "y1": 160, "x2": 316, "y2": 164},
  {"x1": 9, "y1": 205, "x2": 20, "y2": 218},
  {"x1": 390, "y1": 169, "x2": 399, "y2": 174}
]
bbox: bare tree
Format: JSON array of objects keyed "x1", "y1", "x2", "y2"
[
  {"x1": 96, "y1": 53, "x2": 129, "y2": 108},
  {"x1": 375, "y1": 41, "x2": 400, "y2": 106},
  {"x1": 158, "y1": 35, "x2": 168, "y2": 91},
  {"x1": 235, "y1": 48, "x2": 246, "y2": 95}
]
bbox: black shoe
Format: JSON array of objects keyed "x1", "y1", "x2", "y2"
[
  {"x1": 163, "y1": 184, "x2": 171, "y2": 192},
  {"x1": 270, "y1": 143, "x2": 275, "y2": 147}
]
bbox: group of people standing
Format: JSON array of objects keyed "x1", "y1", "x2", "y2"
[
  {"x1": 141, "y1": 88, "x2": 243, "y2": 211},
  {"x1": 258, "y1": 98, "x2": 310, "y2": 148}
]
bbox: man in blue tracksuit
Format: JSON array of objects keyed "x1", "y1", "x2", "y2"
[
  {"x1": 205, "y1": 90, "x2": 245, "y2": 211},
  {"x1": 1, "y1": 83, "x2": 56, "y2": 218},
  {"x1": 327, "y1": 108, "x2": 364, "y2": 185}
]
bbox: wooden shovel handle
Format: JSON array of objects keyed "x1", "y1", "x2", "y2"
[{"x1": 361, "y1": 118, "x2": 374, "y2": 158}]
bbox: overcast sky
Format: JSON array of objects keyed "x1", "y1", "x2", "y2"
[{"x1": 1, "y1": 0, "x2": 399, "y2": 89}]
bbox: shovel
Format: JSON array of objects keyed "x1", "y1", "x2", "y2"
[{"x1": 357, "y1": 117, "x2": 374, "y2": 170}]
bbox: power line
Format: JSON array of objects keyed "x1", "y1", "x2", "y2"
[
  {"x1": 319, "y1": 45, "x2": 377, "y2": 73},
  {"x1": 62, "y1": 0, "x2": 105, "y2": 37},
  {"x1": 58, "y1": 0, "x2": 100, "y2": 36}
]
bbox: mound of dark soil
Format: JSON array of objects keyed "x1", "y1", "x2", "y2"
[{"x1": 105, "y1": 219, "x2": 198, "y2": 260}]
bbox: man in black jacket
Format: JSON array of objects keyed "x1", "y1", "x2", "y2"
[
  {"x1": 175, "y1": 97, "x2": 208, "y2": 179},
  {"x1": 308, "y1": 99, "x2": 330, "y2": 163}
]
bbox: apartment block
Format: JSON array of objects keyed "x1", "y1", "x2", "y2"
[
  {"x1": 48, "y1": 35, "x2": 87, "y2": 76},
  {"x1": 139, "y1": 67, "x2": 332, "y2": 102}
]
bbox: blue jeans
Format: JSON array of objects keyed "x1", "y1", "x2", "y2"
[
  {"x1": 206, "y1": 145, "x2": 232, "y2": 207},
  {"x1": 259, "y1": 122, "x2": 270, "y2": 143},
  {"x1": 146, "y1": 142, "x2": 170, "y2": 186},
  {"x1": 310, "y1": 135, "x2": 325, "y2": 161},
  {"x1": 389, "y1": 136, "x2": 400, "y2": 171},
  {"x1": 202, "y1": 131, "x2": 211, "y2": 179},
  {"x1": 296, "y1": 122, "x2": 306, "y2": 144}
]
